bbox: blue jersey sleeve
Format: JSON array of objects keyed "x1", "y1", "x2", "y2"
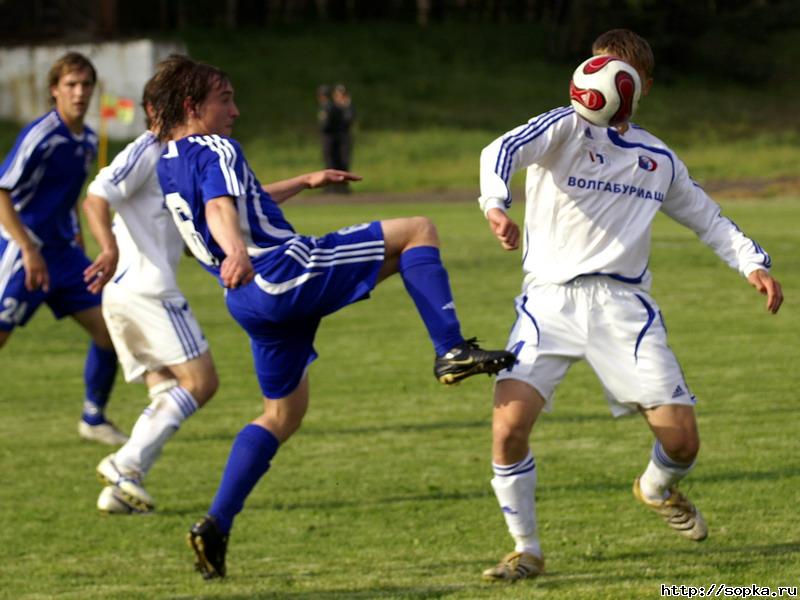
[
  {"x1": 196, "y1": 135, "x2": 245, "y2": 202},
  {"x1": 0, "y1": 121, "x2": 47, "y2": 191}
]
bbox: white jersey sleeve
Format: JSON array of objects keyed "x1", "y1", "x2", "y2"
[
  {"x1": 661, "y1": 158, "x2": 772, "y2": 277},
  {"x1": 479, "y1": 107, "x2": 576, "y2": 216},
  {"x1": 87, "y1": 132, "x2": 160, "y2": 206}
]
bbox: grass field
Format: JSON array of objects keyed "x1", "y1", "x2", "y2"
[{"x1": 1, "y1": 197, "x2": 797, "y2": 599}]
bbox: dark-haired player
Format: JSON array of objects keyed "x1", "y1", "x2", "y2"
[{"x1": 154, "y1": 55, "x2": 515, "y2": 579}]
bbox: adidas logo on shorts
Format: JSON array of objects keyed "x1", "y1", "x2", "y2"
[{"x1": 671, "y1": 385, "x2": 686, "y2": 399}]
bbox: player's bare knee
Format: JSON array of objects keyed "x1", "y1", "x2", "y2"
[
  {"x1": 661, "y1": 433, "x2": 700, "y2": 465},
  {"x1": 409, "y1": 215, "x2": 439, "y2": 247},
  {"x1": 178, "y1": 370, "x2": 218, "y2": 406},
  {"x1": 493, "y1": 419, "x2": 530, "y2": 456}
]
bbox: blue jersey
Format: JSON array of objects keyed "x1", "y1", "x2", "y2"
[
  {"x1": 0, "y1": 110, "x2": 97, "y2": 248},
  {"x1": 157, "y1": 134, "x2": 296, "y2": 280}
]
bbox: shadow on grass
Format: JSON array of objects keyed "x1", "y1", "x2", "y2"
[
  {"x1": 171, "y1": 585, "x2": 468, "y2": 599},
  {"x1": 697, "y1": 467, "x2": 800, "y2": 484},
  {"x1": 594, "y1": 541, "x2": 800, "y2": 563},
  {"x1": 259, "y1": 488, "x2": 492, "y2": 512}
]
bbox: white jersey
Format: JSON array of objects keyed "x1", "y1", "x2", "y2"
[
  {"x1": 479, "y1": 107, "x2": 771, "y2": 289},
  {"x1": 87, "y1": 131, "x2": 184, "y2": 298}
]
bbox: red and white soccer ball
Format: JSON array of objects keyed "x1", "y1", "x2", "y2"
[{"x1": 569, "y1": 56, "x2": 641, "y2": 127}]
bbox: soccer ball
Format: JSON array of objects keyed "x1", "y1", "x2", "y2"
[{"x1": 569, "y1": 55, "x2": 641, "y2": 127}]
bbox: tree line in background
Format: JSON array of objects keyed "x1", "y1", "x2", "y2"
[{"x1": 0, "y1": 0, "x2": 797, "y2": 81}]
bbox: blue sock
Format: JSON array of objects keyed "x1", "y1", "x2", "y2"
[
  {"x1": 82, "y1": 342, "x2": 117, "y2": 425},
  {"x1": 398, "y1": 246, "x2": 464, "y2": 356},
  {"x1": 209, "y1": 424, "x2": 280, "y2": 534}
]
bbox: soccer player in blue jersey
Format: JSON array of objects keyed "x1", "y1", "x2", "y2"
[
  {"x1": 0, "y1": 52, "x2": 126, "y2": 445},
  {"x1": 153, "y1": 56, "x2": 515, "y2": 579}
]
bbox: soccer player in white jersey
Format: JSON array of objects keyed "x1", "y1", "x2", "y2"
[
  {"x1": 478, "y1": 29, "x2": 784, "y2": 582},
  {"x1": 81, "y1": 58, "x2": 220, "y2": 513},
  {"x1": 153, "y1": 56, "x2": 514, "y2": 579},
  {"x1": 0, "y1": 52, "x2": 126, "y2": 445}
]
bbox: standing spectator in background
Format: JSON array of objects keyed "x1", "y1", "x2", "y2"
[
  {"x1": 317, "y1": 83, "x2": 356, "y2": 193},
  {"x1": 317, "y1": 83, "x2": 337, "y2": 172},
  {"x1": 0, "y1": 52, "x2": 126, "y2": 446},
  {"x1": 332, "y1": 83, "x2": 356, "y2": 176}
]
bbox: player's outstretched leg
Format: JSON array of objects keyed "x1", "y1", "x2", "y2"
[
  {"x1": 188, "y1": 516, "x2": 229, "y2": 580},
  {"x1": 389, "y1": 228, "x2": 514, "y2": 384},
  {"x1": 434, "y1": 337, "x2": 515, "y2": 384}
]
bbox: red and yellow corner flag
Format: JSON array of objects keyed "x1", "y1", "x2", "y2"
[
  {"x1": 98, "y1": 92, "x2": 136, "y2": 167},
  {"x1": 100, "y1": 94, "x2": 135, "y2": 124}
]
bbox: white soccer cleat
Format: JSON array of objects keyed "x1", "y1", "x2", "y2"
[
  {"x1": 78, "y1": 420, "x2": 129, "y2": 446},
  {"x1": 482, "y1": 551, "x2": 545, "y2": 582},
  {"x1": 97, "y1": 486, "x2": 138, "y2": 514},
  {"x1": 96, "y1": 454, "x2": 155, "y2": 512},
  {"x1": 633, "y1": 477, "x2": 708, "y2": 541}
]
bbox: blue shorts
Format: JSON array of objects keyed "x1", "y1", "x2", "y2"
[
  {"x1": 225, "y1": 222, "x2": 385, "y2": 398},
  {"x1": 0, "y1": 239, "x2": 101, "y2": 331}
]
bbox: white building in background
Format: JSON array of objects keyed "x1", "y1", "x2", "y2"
[{"x1": 0, "y1": 38, "x2": 185, "y2": 140}]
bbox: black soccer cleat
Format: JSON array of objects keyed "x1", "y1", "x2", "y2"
[
  {"x1": 187, "y1": 515, "x2": 229, "y2": 580},
  {"x1": 434, "y1": 337, "x2": 516, "y2": 385}
]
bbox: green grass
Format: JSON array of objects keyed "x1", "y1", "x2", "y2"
[{"x1": 1, "y1": 198, "x2": 798, "y2": 599}]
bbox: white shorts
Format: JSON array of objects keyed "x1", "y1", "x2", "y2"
[
  {"x1": 102, "y1": 282, "x2": 209, "y2": 383},
  {"x1": 497, "y1": 277, "x2": 696, "y2": 417}
]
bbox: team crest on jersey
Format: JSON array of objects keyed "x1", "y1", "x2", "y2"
[
  {"x1": 589, "y1": 151, "x2": 605, "y2": 164},
  {"x1": 638, "y1": 155, "x2": 658, "y2": 171}
]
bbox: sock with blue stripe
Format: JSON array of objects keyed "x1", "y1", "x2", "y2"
[
  {"x1": 208, "y1": 423, "x2": 280, "y2": 535},
  {"x1": 114, "y1": 380, "x2": 199, "y2": 476},
  {"x1": 82, "y1": 342, "x2": 118, "y2": 425},
  {"x1": 638, "y1": 440, "x2": 696, "y2": 501},
  {"x1": 398, "y1": 246, "x2": 464, "y2": 356},
  {"x1": 490, "y1": 450, "x2": 541, "y2": 557}
]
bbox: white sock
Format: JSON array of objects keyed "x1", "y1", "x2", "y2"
[
  {"x1": 638, "y1": 440, "x2": 695, "y2": 501},
  {"x1": 114, "y1": 381, "x2": 199, "y2": 477},
  {"x1": 490, "y1": 450, "x2": 541, "y2": 558}
]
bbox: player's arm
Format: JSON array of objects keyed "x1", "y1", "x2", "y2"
[
  {"x1": 205, "y1": 196, "x2": 254, "y2": 288},
  {"x1": 82, "y1": 193, "x2": 118, "y2": 294},
  {"x1": 485, "y1": 207, "x2": 520, "y2": 251},
  {"x1": 746, "y1": 269, "x2": 783, "y2": 314},
  {"x1": 261, "y1": 169, "x2": 362, "y2": 204},
  {"x1": 662, "y1": 160, "x2": 783, "y2": 314},
  {"x1": 0, "y1": 188, "x2": 49, "y2": 292}
]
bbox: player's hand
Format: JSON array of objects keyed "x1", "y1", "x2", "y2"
[
  {"x1": 21, "y1": 247, "x2": 49, "y2": 292},
  {"x1": 487, "y1": 207, "x2": 520, "y2": 251},
  {"x1": 220, "y1": 251, "x2": 255, "y2": 289},
  {"x1": 84, "y1": 247, "x2": 119, "y2": 295},
  {"x1": 307, "y1": 169, "x2": 362, "y2": 189},
  {"x1": 747, "y1": 269, "x2": 783, "y2": 314}
]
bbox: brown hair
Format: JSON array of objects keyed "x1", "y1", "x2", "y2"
[
  {"x1": 148, "y1": 54, "x2": 231, "y2": 141},
  {"x1": 591, "y1": 29, "x2": 655, "y2": 79},
  {"x1": 47, "y1": 52, "x2": 97, "y2": 104}
]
